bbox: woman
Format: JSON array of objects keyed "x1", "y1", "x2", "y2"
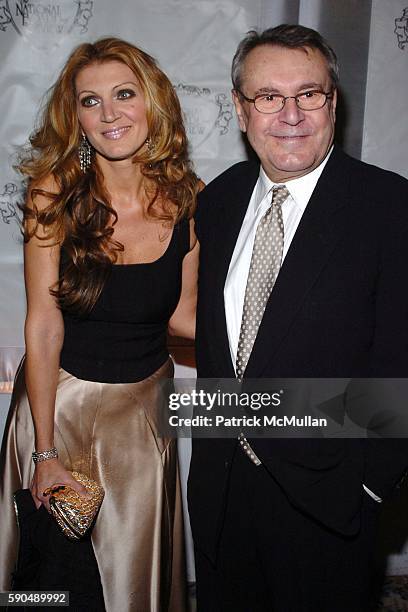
[{"x1": 0, "y1": 37, "x2": 199, "y2": 611}]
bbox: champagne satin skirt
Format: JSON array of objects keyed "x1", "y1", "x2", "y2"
[{"x1": 0, "y1": 358, "x2": 187, "y2": 611}]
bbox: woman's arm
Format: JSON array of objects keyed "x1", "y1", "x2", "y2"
[
  {"x1": 24, "y1": 177, "x2": 86, "y2": 508},
  {"x1": 168, "y1": 218, "x2": 199, "y2": 340}
]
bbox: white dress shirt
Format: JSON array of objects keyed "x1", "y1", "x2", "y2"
[{"x1": 223, "y1": 147, "x2": 381, "y2": 503}]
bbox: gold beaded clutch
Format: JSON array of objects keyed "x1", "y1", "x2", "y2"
[{"x1": 45, "y1": 472, "x2": 104, "y2": 541}]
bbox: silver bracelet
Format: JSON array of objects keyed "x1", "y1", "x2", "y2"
[{"x1": 32, "y1": 447, "x2": 58, "y2": 464}]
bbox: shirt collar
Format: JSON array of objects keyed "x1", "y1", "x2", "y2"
[{"x1": 254, "y1": 146, "x2": 334, "y2": 215}]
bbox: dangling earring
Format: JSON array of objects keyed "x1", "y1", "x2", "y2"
[
  {"x1": 145, "y1": 137, "x2": 155, "y2": 169},
  {"x1": 78, "y1": 133, "x2": 92, "y2": 173},
  {"x1": 145, "y1": 137, "x2": 154, "y2": 153}
]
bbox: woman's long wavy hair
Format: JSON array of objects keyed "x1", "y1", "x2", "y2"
[{"x1": 19, "y1": 37, "x2": 198, "y2": 315}]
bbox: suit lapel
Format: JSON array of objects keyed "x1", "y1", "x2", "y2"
[
  {"x1": 212, "y1": 162, "x2": 260, "y2": 377},
  {"x1": 245, "y1": 147, "x2": 352, "y2": 377}
]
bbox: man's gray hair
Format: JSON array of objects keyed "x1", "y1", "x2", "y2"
[{"x1": 231, "y1": 24, "x2": 339, "y2": 92}]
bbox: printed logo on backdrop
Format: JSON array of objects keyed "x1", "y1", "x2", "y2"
[
  {"x1": 0, "y1": 182, "x2": 22, "y2": 226},
  {"x1": 174, "y1": 83, "x2": 233, "y2": 151},
  {"x1": 0, "y1": 0, "x2": 93, "y2": 37},
  {"x1": 395, "y1": 7, "x2": 408, "y2": 49}
]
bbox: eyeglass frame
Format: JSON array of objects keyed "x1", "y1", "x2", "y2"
[{"x1": 235, "y1": 88, "x2": 335, "y2": 114}]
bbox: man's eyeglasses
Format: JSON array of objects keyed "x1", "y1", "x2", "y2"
[{"x1": 236, "y1": 89, "x2": 334, "y2": 114}]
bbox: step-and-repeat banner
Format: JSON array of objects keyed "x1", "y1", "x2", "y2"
[{"x1": 362, "y1": 1, "x2": 408, "y2": 179}]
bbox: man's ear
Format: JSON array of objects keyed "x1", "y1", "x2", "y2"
[
  {"x1": 331, "y1": 88, "x2": 337, "y2": 122},
  {"x1": 232, "y1": 89, "x2": 248, "y2": 133}
]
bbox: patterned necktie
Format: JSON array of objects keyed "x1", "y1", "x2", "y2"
[
  {"x1": 235, "y1": 185, "x2": 288, "y2": 465},
  {"x1": 236, "y1": 185, "x2": 288, "y2": 380}
]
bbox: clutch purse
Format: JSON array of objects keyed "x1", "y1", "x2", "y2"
[{"x1": 44, "y1": 471, "x2": 104, "y2": 541}]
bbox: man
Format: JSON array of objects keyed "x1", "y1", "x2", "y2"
[{"x1": 188, "y1": 24, "x2": 408, "y2": 611}]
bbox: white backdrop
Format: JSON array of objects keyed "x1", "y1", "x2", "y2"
[
  {"x1": 362, "y1": 0, "x2": 408, "y2": 178},
  {"x1": 1, "y1": 0, "x2": 407, "y2": 578}
]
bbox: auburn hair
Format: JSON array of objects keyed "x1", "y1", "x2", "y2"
[{"x1": 19, "y1": 37, "x2": 198, "y2": 314}]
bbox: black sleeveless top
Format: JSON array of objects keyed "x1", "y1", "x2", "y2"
[{"x1": 60, "y1": 219, "x2": 190, "y2": 383}]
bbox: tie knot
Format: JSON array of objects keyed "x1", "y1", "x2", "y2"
[{"x1": 271, "y1": 185, "x2": 289, "y2": 208}]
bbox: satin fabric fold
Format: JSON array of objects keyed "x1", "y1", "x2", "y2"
[{"x1": 0, "y1": 358, "x2": 187, "y2": 611}]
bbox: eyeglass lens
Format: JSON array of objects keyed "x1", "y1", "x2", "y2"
[{"x1": 255, "y1": 91, "x2": 328, "y2": 113}]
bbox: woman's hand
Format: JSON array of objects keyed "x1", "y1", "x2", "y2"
[{"x1": 30, "y1": 458, "x2": 88, "y2": 511}]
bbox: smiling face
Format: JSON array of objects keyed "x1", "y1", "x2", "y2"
[
  {"x1": 233, "y1": 44, "x2": 337, "y2": 182},
  {"x1": 76, "y1": 60, "x2": 149, "y2": 164}
]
